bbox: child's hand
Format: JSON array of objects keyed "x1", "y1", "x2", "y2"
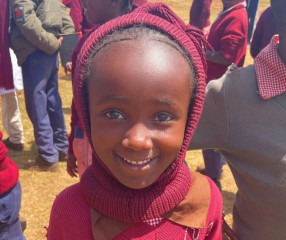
[
  {"x1": 67, "y1": 153, "x2": 78, "y2": 177},
  {"x1": 222, "y1": 218, "x2": 239, "y2": 240},
  {"x1": 65, "y1": 62, "x2": 72, "y2": 74},
  {"x1": 58, "y1": 37, "x2": 63, "y2": 46}
]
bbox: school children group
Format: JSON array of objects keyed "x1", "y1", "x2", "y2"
[{"x1": 0, "y1": 0, "x2": 286, "y2": 239}]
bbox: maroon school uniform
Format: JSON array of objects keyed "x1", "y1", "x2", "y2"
[
  {"x1": 250, "y1": 7, "x2": 277, "y2": 58},
  {"x1": 70, "y1": 0, "x2": 93, "y2": 35},
  {"x1": 0, "y1": 0, "x2": 14, "y2": 91},
  {"x1": 207, "y1": 3, "x2": 248, "y2": 82}
]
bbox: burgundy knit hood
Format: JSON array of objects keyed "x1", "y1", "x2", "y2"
[{"x1": 74, "y1": 3, "x2": 208, "y2": 223}]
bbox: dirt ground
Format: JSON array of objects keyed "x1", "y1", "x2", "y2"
[{"x1": 0, "y1": 0, "x2": 270, "y2": 239}]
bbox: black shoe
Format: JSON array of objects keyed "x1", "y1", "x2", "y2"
[
  {"x1": 196, "y1": 164, "x2": 206, "y2": 175},
  {"x1": 3, "y1": 137, "x2": 24, "y2": 151},
  {"x1": 59, "y1": 152, "x2": 67, "y2": 162},
  {"x1": 25, "y1": 156, "x2": 59, "y2": 172},
  {"x1": 20, "y1": 216, "x2": 27, "y2": 232}
]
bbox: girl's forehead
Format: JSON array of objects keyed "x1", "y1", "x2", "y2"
[
  {"x1": 87, "y1": 38, "x2": 193, "y2": 100},
  {"x1": 93, "y1": 37, "x2": 190, "y2": 67}
]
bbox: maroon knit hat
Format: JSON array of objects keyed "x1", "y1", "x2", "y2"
[{"x1": 74, "y1": 3, "x2": 208, "y2": 223}]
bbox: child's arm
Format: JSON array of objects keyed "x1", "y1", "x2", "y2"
[
  {"x1": 67, "y1": 99, "x2": 79, "y2": 177},
  {"x1": 59, "y1": 1, "x2": 75, "y2": 35},
  {"x1": 10, "y1": 0, "x2": 59, "y2": 54},
  {"x1": 70, "y1": 0, "x2": 84, "y2": 33},
  {"x1": 189, "y1": 76, "x2": 229, "y2": 150}
]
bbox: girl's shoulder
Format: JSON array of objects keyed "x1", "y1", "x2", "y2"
[
  {"x1": 50, "y1": 182, "x2": 91, "y2": 225},
  {"x1": 48, "y1": 183, "x2": 93, "y2": 239},
  {"x1": 166, "y1": 172, "x2": 222, "y2": 228},
  {"x1": 160, "y1": 172, "x2": 223, "y2": 239}
]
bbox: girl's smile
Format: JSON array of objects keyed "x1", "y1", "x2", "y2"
[{"x1": 88, "y1": 37, "x2": 193, "y2": 189}]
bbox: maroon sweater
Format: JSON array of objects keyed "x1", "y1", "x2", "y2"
[
  {"x1": 0, "y1": 0, "x2": 14, "y2": 90},
  {"x1": 0, "y1": 131, "x2": 19, "y2": 195},
  {"x1": 250, "y1": 7, "x2": 277, "y2": 58},
  {"x1": 189, "y1": 0, "x2": 213, "y2": 30},
  {"x1": 48, "y1": 175, "x2": 222, "y2": 239},
  {"x1": 207, "y1": 4, "x2": 248, "y2": 82}
]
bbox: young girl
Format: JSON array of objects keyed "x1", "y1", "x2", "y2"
[
  {"x1": 67, "y1": 0, "x2": 148, "y2": 177},
  {"x1": 48, "y1": 3, "x2": 223, "y2": 239}
]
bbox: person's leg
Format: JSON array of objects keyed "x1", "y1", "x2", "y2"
[
  {"x1": 247, "y1": 0, "x2": 260, "y2": 42},
  {"x1": 21, "y1": 51, "x2": 58, "y2": 164},
  {"x1": 2, "y1": 91, "x2": 25, "y2": 145},
  {"x1": 46, "y1": 54, "x2": 68, "y2": 158},
  {"x1": 0, "y1": 182, "x2": 25, "y2": 240},
  {"x1": 202, "y1": 149, "x2": 223, "y2": 190}
]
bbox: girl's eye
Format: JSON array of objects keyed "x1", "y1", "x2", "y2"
[
  {"x1": 104, "y1": 110, "x2": 125, "y2": 120},
  {"x1": 153, "y1": 112, "x2": 174, "y2": 122}
]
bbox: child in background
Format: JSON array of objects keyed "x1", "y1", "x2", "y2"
[
  {"x1": 48, "y1": 3, "x2": 223, "y2": 239},
  {"x1": 250, "y1": 6, "x2": 277, "y2": 58},
  {"x1": 1, "y1": 0, "x2": 25, "y2": 152},
  {"x1": 190, "y1": 0, "x2": 286, "y2": 238},
  {"x1": 67, "y1": 0, "x2": 147, "y2": 177},
  {"x1": 69, "y1": 0, "x2": 93, "y2": 38},
  {"x1": 10, "y1": 0, "x2": 74, "y2": 171},
  {"x1": 189, "y1": 0, "x2": 213, "y2": 35},
  {"x1": 199, "y1": 0, "x2": 248, "y2": 189},
  {"x1": 0, "y1": 131, "x2": 25, "y2": 240}
]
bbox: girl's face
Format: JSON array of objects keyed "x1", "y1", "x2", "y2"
[
  {"x1": 88, "y1": 39, "x2": 193, "y2": 189},
  {"x1": 82, "y1": 0, "x2": 120, "y2": 25}
]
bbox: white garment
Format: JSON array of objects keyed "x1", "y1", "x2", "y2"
[
  {"x1": 1, "y1": 49, "x2": 24, "y2": 144},
  {"x1": 2, "y1": 91, "x2": 25, "y2": 144},
  {"x1": 0, "y1": 49, "x2": 23, "y2": 95}
]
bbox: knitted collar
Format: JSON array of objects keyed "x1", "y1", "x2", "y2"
[
  {"x1": 75, "y1": 3, "x2": 207, "y2": 223},
  {"x1": 81, "y1": 154, "x2": 191, "y2": 223},
  {"x1": 255, "y1": 35, "x2": 286, "y2": 99}
]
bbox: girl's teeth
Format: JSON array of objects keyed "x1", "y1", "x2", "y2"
[{"x1": 124, "y1": 158, "x2": 151, "y2": 165}]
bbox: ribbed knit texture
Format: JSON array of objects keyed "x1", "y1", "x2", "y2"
[
  {"x1": 48, "y1": 179, "x2": 223, "y2": 239},
  {"x1": 0, "y1": 131, "x2": 19, "y2": 195},
  {"x1": 81, "y1": 158, "x2": 191, "y2": 222},
  {"x1": 74, "y1": 3, "x2": 207, "y2": 223}
]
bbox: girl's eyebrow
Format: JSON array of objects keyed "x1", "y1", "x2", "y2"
[{"x1": 152, "y1": 98, "x2": 181, "y2": 110}]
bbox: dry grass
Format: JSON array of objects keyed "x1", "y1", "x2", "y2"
[{"x1": 0, "y1": 0, "x2": 270, "y2": 239}]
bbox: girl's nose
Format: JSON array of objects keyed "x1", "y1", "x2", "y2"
[{"x1": 121, "y1": 123, "x2": 153, "y2": 151}]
